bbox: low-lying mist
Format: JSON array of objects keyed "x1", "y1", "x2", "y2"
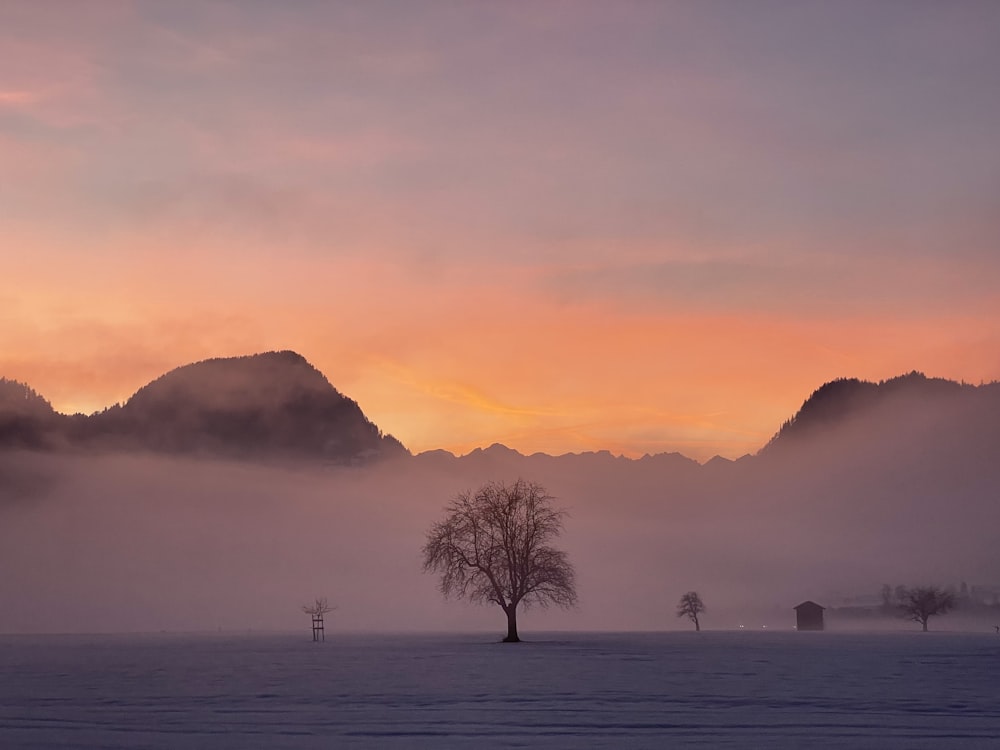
[{"x1": 3, "y1": 386, "x2": 997, "y2": 636}]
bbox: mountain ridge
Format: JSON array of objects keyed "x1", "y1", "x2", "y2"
[
  {"x1": 2, "y1": 354, "x2": 998, "y2": 466},
  {"x1": 0, "y1": 351, "x2": 406, "y2": 464},
  {"x1": 761, "y1": 371, "x2": 999, "y2": 457}
]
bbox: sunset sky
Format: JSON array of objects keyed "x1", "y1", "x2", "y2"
[{"x1": 2, "y1": 1, "x2": 999, "y2": 461}]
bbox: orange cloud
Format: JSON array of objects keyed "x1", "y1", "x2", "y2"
[{"x1": 0, "y1": 89, "x2": 41, "y2": 107}]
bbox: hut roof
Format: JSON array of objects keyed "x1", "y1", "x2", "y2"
[{"x1": 794, "y1": 600, "x2": 826, "y2": 611}]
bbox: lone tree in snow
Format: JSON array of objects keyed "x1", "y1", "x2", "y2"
[
  {"x1": 422, "y1": 479, "x2": 577, "y2": 643},
  {"x1": 676, "y1": 591, "x2": 706, "y2": 631},
  {"x1": 302, "y1": 597, "x2": 335, "y2": 641},
  {"x1": 898, "y1": 586, "x2": 955, "y2": 632}
]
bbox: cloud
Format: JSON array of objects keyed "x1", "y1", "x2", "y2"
[
  {"x1": 0, "y1": 89, "x2": 41, "y2": 107},
  {"x1": 540, "y1": 255, "x2": 1000, "y2": 317}
]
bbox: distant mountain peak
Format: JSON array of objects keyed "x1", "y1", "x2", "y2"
[
  {"x1": 482, "y1": 443, "x2": 524, "y2": 456},
  {"x1": 0, "y1": 378, "x2": 55, "y2": 416},
  {"x1": 126, "y1": 350, "x2": 341, "y2": 411},
  {"x1": 762, "y1": 372, "x2": 994, "y2": 453},
  {"x1": 0, "y1": 378, "x2": 58, "y2": 449},
  {"x1": 0, "y1": 352, "x2": 407, "y2": 463}
]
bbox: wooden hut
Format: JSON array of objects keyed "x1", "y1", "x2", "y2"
[{"x1": 794, "y1": 601, "x2": 825, "y2": 631}]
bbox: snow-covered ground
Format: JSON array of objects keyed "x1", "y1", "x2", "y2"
[{"x1": 2, "y1": 631, "x2": 998, "y2": 748}]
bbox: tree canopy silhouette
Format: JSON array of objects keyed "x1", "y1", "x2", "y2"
[
  {"x1": 422, "y1": 479, "x2": 577, "y2": 642},
  {"x1": 898, "y1": 586, "x2": 955, "y2": 631},
  {"x1": 676, "y1": 591, "x2": 705, "y2": 631}
]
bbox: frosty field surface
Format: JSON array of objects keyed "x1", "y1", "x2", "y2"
[{"x1": 2, "y1": 631, "x2": 998, "y2": 749}]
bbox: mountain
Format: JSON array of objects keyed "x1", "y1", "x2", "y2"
[
  {"x1": 760, "y1": 372, "x2": 1000, "y2": 457},
  {"x1": 0, "y1": 352, "x2": 406, "y2": 464},
  {"x1": 410, "y1": 372, "x2": 1000, "y2": 478},
  {"x1": 3, "y1": 362, "x2": 998, "y2": 470},
  {"x1": 0, "y1": 379, "x2": 60, "y2": 450}
]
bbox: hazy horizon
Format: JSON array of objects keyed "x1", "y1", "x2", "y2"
[
  {"x1": 3, "y1": 373, "x2": 997, "y2": 636},
  {"x1": 6, "y1": 352, "x2": 997, "y2": 463}
]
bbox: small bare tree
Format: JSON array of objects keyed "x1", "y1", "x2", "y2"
[
  {"x1": 676, "y1": 591, "x2": 705, "y2": 631},
  {"x1": 898, "y1": 586, "x2": 954, "y2": 632},
  {"x1": 302, "y1": 597, "x2": 335, "y2": 641},
  {"x1": 423, "y1": 479, "x2": 577, "y2": 642}
]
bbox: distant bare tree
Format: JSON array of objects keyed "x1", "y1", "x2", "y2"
[
  {"x1": 676, "y1": 591, "x2": 706, "y2": 631},
  {"x1": 423, "y1": 479, "x2": 577, "y2": 642},
  {"x1": 898, "y1": 586, "x2": 955, "y2": 631}
]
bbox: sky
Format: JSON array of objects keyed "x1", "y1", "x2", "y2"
[{"x1": 2, "y1": 0, "x2": 999, "y2": 461}]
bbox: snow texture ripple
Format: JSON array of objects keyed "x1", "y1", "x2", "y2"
[{"x1": 1, "y1": 631, "x2": 998, "y2": 748}]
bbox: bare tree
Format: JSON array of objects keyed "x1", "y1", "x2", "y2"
[
  {"x1": 898, "y1": 586, "x2": 955, "y2": 631},
  {"x1": 676, "y1": 591, "x2": 705, "y2": 631},
  {"x1": 422, "y1": 479, "x2": 577, "y2": 642}
]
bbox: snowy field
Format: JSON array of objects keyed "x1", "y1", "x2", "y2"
[{"x1": 2, "y1": 631, "x2": 998, "y2": 749}]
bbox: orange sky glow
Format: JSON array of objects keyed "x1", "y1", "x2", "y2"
[{"x1": 3, "y1": 2, "x2": 999, "y2": 461}]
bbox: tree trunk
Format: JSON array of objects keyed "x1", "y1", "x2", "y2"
[
  {"x1": 503, "y1": 606, "x2": 520, "y2": 643},
  {"x1": 694, "y1": 616, "x2": 700, "y2": 632},
  {"x1": 922, "y1": 619, "x2": 928, "y2": 632}
]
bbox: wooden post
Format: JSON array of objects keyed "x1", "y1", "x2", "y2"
[
  {"x1": 311, "y1": 612, "x2": 325, "y2": 642},
  {"x1": 303, "y1": 597, "x2": 334, "y2": 642}
]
